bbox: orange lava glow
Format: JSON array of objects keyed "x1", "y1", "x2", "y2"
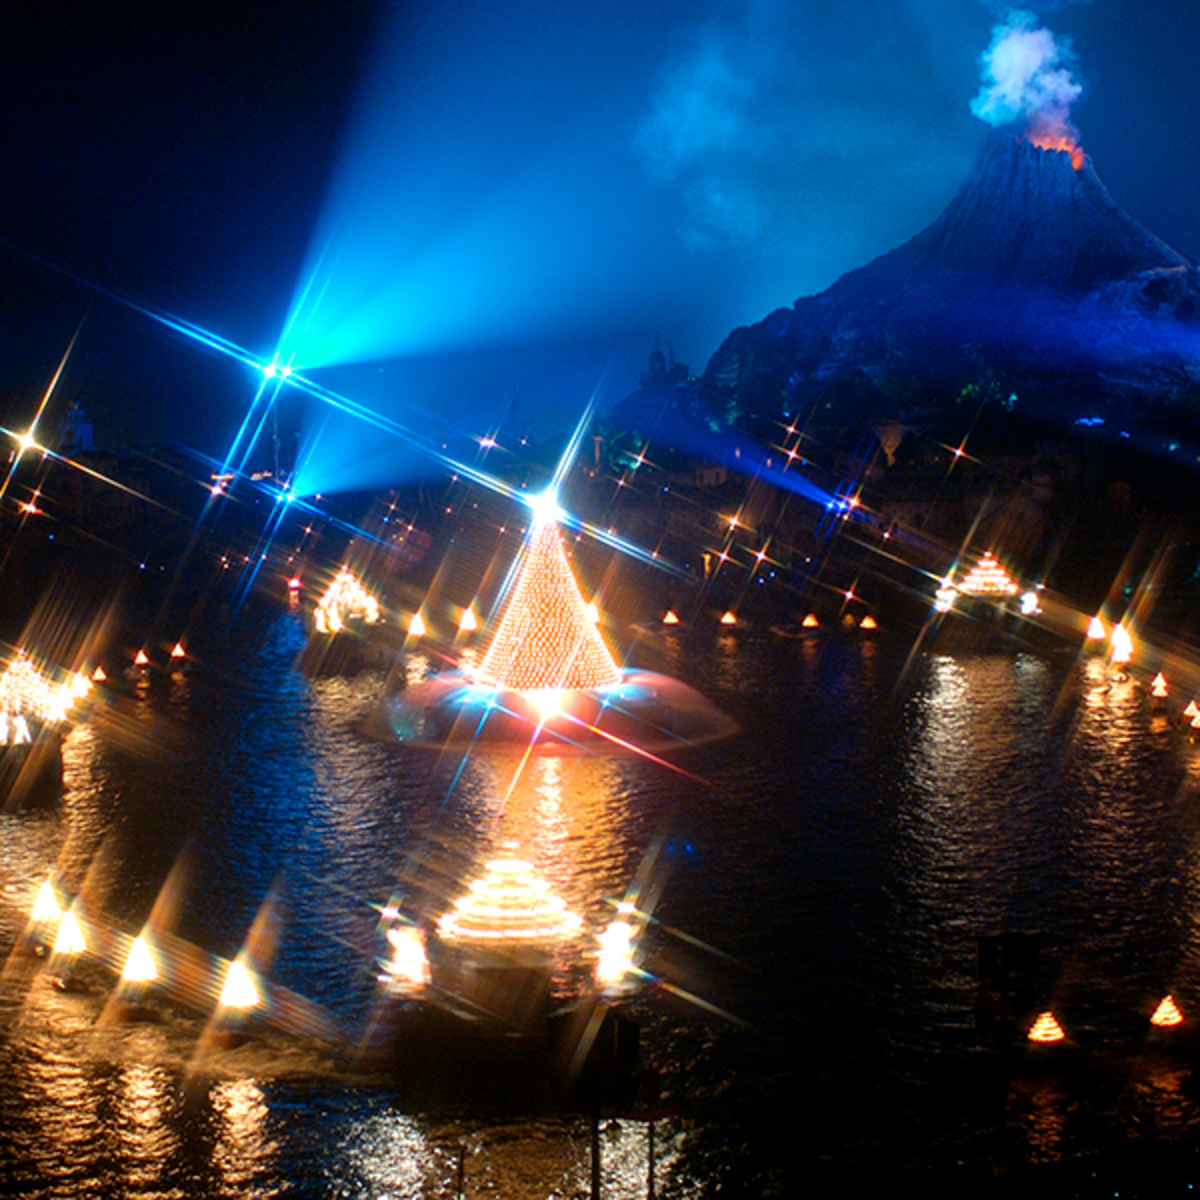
[{"x1": 1024, "y1": 132, "x2": 1084, "y2": 170}]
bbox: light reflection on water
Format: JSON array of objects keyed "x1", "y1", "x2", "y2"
[
  {"x1": 211, "y1": 1078, "x2": 276, "y2": 1194},
  {"x1": 7, "y1": 613, "x2": 1200, "y2": 1190}
]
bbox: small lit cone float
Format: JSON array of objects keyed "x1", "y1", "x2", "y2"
[
  {"x1": 952, "y1": 553, "x2": 1020, "y2": 625},
  {"x1": 312, "y1": 568, "x2": 381, "y2": 634},
  {"x1": 212, "y1": 957, "x2": 264, "y2": 1047},
  {"x1": 46, "y1": 906, "x2": 89, "y2": 990},
  {"x1": 382, "y1": 505, "x2": 734, "y2": 751},
  {"x1": 1026, "y1": 1009, "x2": 1066, "y2": 1050},
  {"x1": 435, "y1": 855, "x2": 582, "y2": 1034},
  {"x1": 594, "y1": 903, "x2": 641, "y2": 996},
  {"x1": 1149, "y1": 994, "x2": 1185, "y2": 1040},
  {"x1": 770, "y1": 612, "x2": 820, "y2": 639},
  {"x1": 24, "y1": 877, "x2": 63, "y2": 955},
  {"x1": 1109, "y1": 623, "x2": 1134, "y2": 675},
  {"x1": 959, "y1": 553, "x2": 1019, "y2": 600},
  {"x1": 111, "y1": 931, "x2": 161, "y2": 1021},
  {"x1": 933, "y1": 580, "x2": 957, "y2": 614},
  {"x1": 1086, "y1": 615, "x2": 1107, "y2": 646}
]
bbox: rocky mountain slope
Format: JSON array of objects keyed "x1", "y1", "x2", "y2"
[{"x1": 698, "y1": 133, "x2": 1200, "y2": 431}]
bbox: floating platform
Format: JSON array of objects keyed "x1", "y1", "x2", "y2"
[
  {"x1": 370, "y1": 987, "x2": 644, "y2": 1110},
  {"x1": 376, "y1": 668, "x2": 736, "y2": 752}
]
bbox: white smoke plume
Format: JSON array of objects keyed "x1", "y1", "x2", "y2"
[{"x1": 971, "y1": 9, "x2": 1082, "y2": 144}]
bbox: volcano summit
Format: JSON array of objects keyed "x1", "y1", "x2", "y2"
[{"x1": 698, "y1": 133, "x2": 1200, "y2": 430}]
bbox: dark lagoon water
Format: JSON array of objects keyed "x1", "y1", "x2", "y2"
[{"x1": 5, "y1": 605, "x2": 1200, "y2": 1196}]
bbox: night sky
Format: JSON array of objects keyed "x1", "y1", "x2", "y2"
[{"x1": 1, "y1": 1, "x2": 1198, "y2": 471}]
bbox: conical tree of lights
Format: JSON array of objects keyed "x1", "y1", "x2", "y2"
[
  {"x1": 476, "y1": 516, "x2": 620, "y2": 691},
  {"x1": 381, "y1": 487, "x2": 736, "y2": 751},
  {"x1": 1027, "y1": 1010, "x2": 1065, "y2": 1043},
  {"x1": 437, "y1": 856, "x2": 583, "y2": 945}
]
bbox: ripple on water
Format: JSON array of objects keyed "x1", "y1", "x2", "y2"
[{"x1": 5, "y1": 615, "x2": 1200, "y2": 1188}]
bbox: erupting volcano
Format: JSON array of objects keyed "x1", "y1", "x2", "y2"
[
  {"x1": 381, "y1": 498, "x2": 733, "y2": 751},
  {"x1": 696, "y1": 11, "x2": 1200, "y2": 432}
]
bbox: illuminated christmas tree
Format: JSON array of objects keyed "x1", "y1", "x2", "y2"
[{"x1": 476, "y1": 516, "x2": 620, "y2": 691}]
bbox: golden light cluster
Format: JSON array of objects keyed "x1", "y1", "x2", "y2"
[
  {"x1": 475, "y1": 520, "x2": 620, "y2": 691},
  {"x1": 0, "y1": 652, "x2": 89, "y2": 732},
  {"x1": 436, "y1": 856, "x2": 583, "y2": 945},
  {"x1": 313, "y1": 569, "x2": 380, "y2": 634},
  {"x1": 958, "y1": 552, "x2": 1019, "y2": 597}
]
